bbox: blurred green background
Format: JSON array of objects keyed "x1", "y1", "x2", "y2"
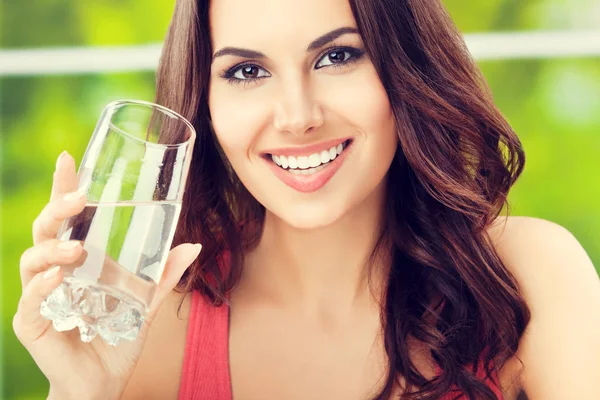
[{"x1": 1, "y1": 0, "x2": 599, "y2": 398}]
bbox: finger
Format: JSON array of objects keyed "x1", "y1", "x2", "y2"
[
  {"x1": 13, "y1": 266, "x2": 64, "y2": 346},
  {"x1": 146, "y1": 243, "x2": 202, "y2": 320},
  {"x1": 20, "y1": 240, "x2": 84, "y2": 291},
  {"x1": 50, "y1": 151, "x2": 79, "y2": 202},
  {"x1": 32, "y1": 188, "x2": 87, "y2": 245}
]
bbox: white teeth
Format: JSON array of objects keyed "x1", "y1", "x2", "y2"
[
  {"x1": 298, "y1": 156, "x2": 309, "y2": 169},
  {"x1": 288, "y1": 156, "x2": 298, "y2": 169},
  {"x1": 308, "y1": 154, "x2": 321, "y2": 168},
  {"x1": 280, "y1": 156, "x2": 289, "y2": 169},
  {"x1": 289, "y1": 164, "x2": 326, "y2": 175},
  {"x1": 271, "y1": 140, "x2": 349, "y2": 170},
  {"x1": 328, "y1": 147, "x2": 337, "y2": 161}
]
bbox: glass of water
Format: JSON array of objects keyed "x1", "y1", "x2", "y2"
[{"x1": 40, "y1": 100, "x2": 196, "y2": 346}]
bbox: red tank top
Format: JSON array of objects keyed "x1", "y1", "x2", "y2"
[{"x1": 178, "y1": 291, "x2": 504, "y2": 400}]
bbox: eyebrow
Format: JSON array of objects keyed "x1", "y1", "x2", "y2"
[{"x1": 212, "y1": 27, "x2": 359, "y2": 61}]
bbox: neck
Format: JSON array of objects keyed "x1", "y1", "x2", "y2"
[{"x1": 243, "y1": 181, "x2": 390, "y2": 315}]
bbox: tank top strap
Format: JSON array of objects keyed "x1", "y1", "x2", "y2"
[
  {"x1": 435, "y1": 358, "x2": 504, "y2": 399},
  {"x1": 178, "y1": 290, "x2": 232, "y2": 400},
  {"x1": 177, "y1": 287, "x2": 501, "y2": 399}
]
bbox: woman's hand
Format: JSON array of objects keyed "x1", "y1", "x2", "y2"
[{"x1": 12, "y1": 151, "x2": 201, "y2": 399}]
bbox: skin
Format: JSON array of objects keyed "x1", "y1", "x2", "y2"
[
  {"x1": 208, "y1": 0, "x2": 396, "y2": 397},
  {"x1": 128, "y1": 0, "x2": 600, "y2": 398},
  {"x1": 15, "y1": 0, "x2": 599, "y2": 398}
]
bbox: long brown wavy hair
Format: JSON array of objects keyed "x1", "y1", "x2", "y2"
[{"x1": 155, "y1": 0, "x2": 531, "y2": 398}]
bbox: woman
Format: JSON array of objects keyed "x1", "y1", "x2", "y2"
[{"x1": 13, "y1": 0, "x2": 600, "y2": 399}]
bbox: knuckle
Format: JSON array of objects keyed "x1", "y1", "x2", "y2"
[
  {"x1": 16, "y1": 291, "x2": 27, "y2": 310},
  {"x1": 12, "y1": 310, "x2": 24, "y2": 342},
  {"x1": 32, "y1": 216, "x2": 41, "y2": 235},
  {"x1": 33, "y1": 217, "x2": 51, "y2": 241},
  {"x1": 46, "y1": 203, "x2": 63, "y2": 225},
  {"x1": 20, "y1": 248, "x2": 32, "y2": 268},
  {"x1": 39, "y1": 250, "x2": 55, "y2": 269},
  {"x1": 21, "y1": 244, "x2": 55, "y2": 272}
]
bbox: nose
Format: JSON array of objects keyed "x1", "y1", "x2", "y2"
[{"x1": 273, "y1": 79, "x2": 324, "y2": 136}]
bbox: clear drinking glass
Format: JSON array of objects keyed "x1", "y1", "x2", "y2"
[{"x1": 40, "y1": 100, "x2": 196, "y2": 346}]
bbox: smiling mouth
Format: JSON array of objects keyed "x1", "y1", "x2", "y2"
[{"x1": 266, "y1": 139, "x2": 352, "y2": 175}]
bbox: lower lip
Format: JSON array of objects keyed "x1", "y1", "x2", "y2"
[{"x1": 265, "y1": 142, "x2": 352, "y2": 193}]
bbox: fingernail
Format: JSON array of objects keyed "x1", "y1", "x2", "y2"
[
  {"x1": 193, "y1": 243, "x2": 202, "y2": 257},
  {"x1": 56, "y1": 151, "x2": 68, "y2": 171},
  {"x1": 58, "y1": 241, "x2": 80, "y2": 251},
  {"x1": 63, "y1": 187, "x2": 86, "y2": 202},
  {"x1": 43, "y1": 266, "x2": 60, "y2": 280}
]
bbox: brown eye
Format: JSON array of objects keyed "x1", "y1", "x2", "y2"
[
  {"x1": 327, "y1": 51, "x2": 346, "y2": 64},
  {"x1": 228, "y1": 64, "x2": 270, "y2": 82},
  {"x1": 241, "y1": 66, "x2": 260, "y2": 79},
  {"x1": 315, "y1": 48, "x2": 359, "y2": 69}
]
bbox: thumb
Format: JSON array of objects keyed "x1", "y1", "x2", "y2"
[{"x1": 147, "y1": 243, "x2": 202, "y2": 318}]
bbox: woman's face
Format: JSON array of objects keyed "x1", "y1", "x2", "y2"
[{"x1": 208, "y1": 0, "x2": 397, "y2": 229}]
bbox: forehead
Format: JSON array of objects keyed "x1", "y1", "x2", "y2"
[{"x1": 209, "y1": 0, "x2": 356, "y2": 50}]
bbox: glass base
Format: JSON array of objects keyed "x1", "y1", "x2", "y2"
[{"x1": 40, "y1": 277, "x2": 147, "y2": 346}]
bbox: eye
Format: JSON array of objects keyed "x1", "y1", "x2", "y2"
[
  {"x1": 229, "y1": 64, "x2": 270, "y2": 81},
  {"x1": 315, "y1": 48, "x2": 355, "y2": 69}
]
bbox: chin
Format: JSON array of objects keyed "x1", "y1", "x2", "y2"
[{"x1": 266, "y1": 199, "x2": 353, "y2": 230}]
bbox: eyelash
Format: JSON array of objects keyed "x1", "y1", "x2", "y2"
[{"x1": 220, "y1": 46, "x2": 365, "y2": 87}]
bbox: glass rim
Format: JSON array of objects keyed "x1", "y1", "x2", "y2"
[{"x1": 106, "y1": 99, "x2": 197, "y2": 149}]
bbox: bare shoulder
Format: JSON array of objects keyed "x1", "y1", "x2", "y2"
[
  {"x1": 122, "y1": 290, "x2": 192, "y2": 400},
  {"x1": 488, "y1": 215, "x2": 589, "y2": 258},
  {"x1": 487, "y1": 216, "x2": 600, "y2": 399},
  {"x1": 487, "y1": 216, "x2": 598, "y2": 296}
]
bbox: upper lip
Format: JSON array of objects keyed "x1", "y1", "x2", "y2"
[{"x1": 262, "y1": 137, "x2": 351, "y2": 157}]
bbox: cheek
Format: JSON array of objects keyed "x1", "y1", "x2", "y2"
[
  {"x1": 320, "y1": 66, "x2": 395, "y2": 142},
  {"x1": 208, "y1": 89, "x2": 269, "y2": 158},
  {"x1": 323, "y1": 67, "x2": 397, "y2": 194}
]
